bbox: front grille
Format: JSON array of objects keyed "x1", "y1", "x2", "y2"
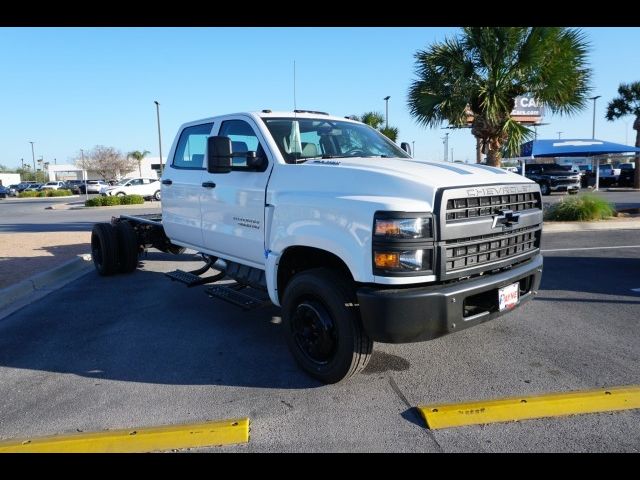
[
  {"x1": 445, "y1": 192, "x2": 540, "y2": 222},
  {"x1": 551, "y1": 178, "x2": 579, "y2": 185},
  {"x1": 445, "y1": 226, "x2": 540, "y2": 272}
]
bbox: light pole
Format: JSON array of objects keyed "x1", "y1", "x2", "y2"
[
  {"x1": 589, "y1": 95, "x2": 601, "y2": 139},
  {"x1": 442, "y1": 132, "x2": 449, "y2": 162},
  {"x1": 81, "y1": 148, "x2": 88, "y2": 200},
  {"x1": 383, "y1": 96, "x2": 390, "y2": 129},
  {"x1": 154, "y1": 101, "x2": 163, "y2": 176},
  {"x1": 29, "y1": 141, "x2": 35, "y2": 181},
  {"x1": 37, "y1": 157, "x2": 43, "y2": 183},
  {"x1": 412, "y1": 141, "x2": 415, "y2": 158},
  {"x1": 557, "y1": 131, "x2": 563, "y2": 139}
]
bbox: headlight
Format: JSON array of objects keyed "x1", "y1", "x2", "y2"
[
  {"x1": 372, "y1": 212, "x2": 434, "y2": 276},
  {"x1": 374, "y1": 249, "x2": 432, "y2": 272},
  {"x1": 374, "y1": 215, "x2": 432, "y2": 240}
]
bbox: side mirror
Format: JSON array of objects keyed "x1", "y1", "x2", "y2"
[
  {"x1": 207, "y1": 136, "x2": 232, "y2": 174},
  {"x1": 246, "y1": 151, "x2": 266, "y2": 170},
  {"x1": 400, "y1": 142, "x2": 412, "y2": 156}
]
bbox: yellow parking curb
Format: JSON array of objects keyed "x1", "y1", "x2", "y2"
[
  {"x1": 418, "y1": 385, "x2": 640, "y2": 430},
  {"x1": 0, "y1": 417, "x2": 249, "y2": 453}
]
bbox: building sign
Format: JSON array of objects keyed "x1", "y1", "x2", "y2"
[
  {"x1": 511, "y1": 93, "x2": 544, "y2": 118},
  {"x1": 465, "y1": 93, "x2": 544, "y2": 126}
]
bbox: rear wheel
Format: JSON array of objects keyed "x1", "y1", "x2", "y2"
[
  {"x1": 568, "y1": 189, "x2": 579, "y2": 195},
  {"x1": 154, "y1": 190, "x2": 161, "y2": 201},
  {"x1": 91, "y1": 223, "x2": 119, "y2": 276},
  {"x1": 114, "y1": 221, "x2": 139, "y2": 273},
  {"x1": 282, "y1": 268, "x2": 373, "y2": 384},
  {"x1": 116, "y1": 192, "x2": 126, "y2": 197}
]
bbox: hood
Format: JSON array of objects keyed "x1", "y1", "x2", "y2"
[{"x1": 305, "y1": 157, "x2": 533, "y2": 189}]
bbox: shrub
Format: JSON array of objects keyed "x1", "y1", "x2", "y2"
[
  {"x1": 545, "y1": 194, "x2": 615, "y2": 221},
  {"x1": 119, "y1": 194, "x2": 144, "y2": 205},
  {"x1": 18, "y1": 191, "x2": 38, "y2": 197},
  {"x1": 36, "y1": 191, "x2": 46, "y2": 197},
  {"x1": 48, "y1": 189, "x2": 73, "y2": 197},
  {"x1": 85, "y1": 197, "x2": 103, "y2": 207},
  {"x1": 101, "y1": 195, "x2": 121, "y2": 206}
]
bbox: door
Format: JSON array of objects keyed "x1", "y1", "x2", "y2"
[
  {"x1": 200, "y1": 118, "x2": 272, "y2": 267},
  {"x1": 161, "y1": 122, "x2": 213, "y2": 248}
]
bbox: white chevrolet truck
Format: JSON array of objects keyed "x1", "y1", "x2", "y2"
[{"x1": 91, "y1": 110, "x2": 544, "y2": 383}]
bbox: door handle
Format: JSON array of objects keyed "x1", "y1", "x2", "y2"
[
  {"x1": 202, "y1": 181, "x2": 216, "y2": 189},
  {"x1": 161, "y1": 179, "x2": 173, "y2": 185}
]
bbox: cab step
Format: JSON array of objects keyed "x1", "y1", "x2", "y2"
[
  {"x1": 205, "y1": 284, "x2": 270, "y2": 310},
  {"x1": 165, "y1": 269, "x2": 225, "y2": 287}
]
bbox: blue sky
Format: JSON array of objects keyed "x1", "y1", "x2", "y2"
[{"x1": 1, "y1": 27, "x2": 638, "y2": 169}]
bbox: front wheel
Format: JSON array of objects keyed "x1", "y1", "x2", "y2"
[
  {"x1": 281, "y1": 268, "x2": 373, "y2": 384},
  {"x1": 154, "y1": 190, "x2": 161, "y2": 201},
  {"x1": 116, "y1": 192, "x2": 126, "y2": 197},
  {"x1": 568, "y1": 190, "x2": 579, "y2": 195},
  {"x1": 540, "y1": 182, "x2": 551, "y2": 196}
]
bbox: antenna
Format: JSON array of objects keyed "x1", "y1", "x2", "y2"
[{"x1": 293, "y1": 60, "x2": 297, "y2": 111}]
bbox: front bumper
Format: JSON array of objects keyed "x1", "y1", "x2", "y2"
[{"x1": 357, "y1": 254, "x2": 543, "y2": 343}]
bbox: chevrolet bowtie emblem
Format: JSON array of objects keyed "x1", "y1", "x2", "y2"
[{"x1": 492, "y1": 209, "x2": 520, "y2": 228}]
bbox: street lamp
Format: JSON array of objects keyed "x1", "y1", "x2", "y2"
[
  {"x1": 588, "y1": 95, "x2": 601, "y2": 139},
  {"x1": 383, "y1": 96, "x2": 390, "y2": 129},
  {"x1": 154, "y1": 101, "x2": 163, "y2": 176},
  {"x1": 29, "y1": 141, "x2": 35, "y2": 181},
  {"x1": 443, "y1": 132, "x2": 449, "y2": 161},
  {"x1": 81, "y1": 149, "x2": 88, "y2": 201}
]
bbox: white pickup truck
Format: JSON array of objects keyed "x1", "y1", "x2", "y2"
[{"x1": 90, "y1": 110, "x2": 544, "y2": 383}]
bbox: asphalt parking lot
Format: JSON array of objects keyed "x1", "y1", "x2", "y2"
[{"x1": 0, "y1": 224, "x2": 638, "y2": 451}]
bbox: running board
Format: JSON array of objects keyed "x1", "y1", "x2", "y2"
[
  {"x1": 205, "y1": 284, "x2": 270, "y2": 310},
  {"x1": 165, "y1": 269, "x2": 225, "y2": 287}
]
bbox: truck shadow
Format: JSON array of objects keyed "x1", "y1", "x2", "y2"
[{"x1": 0, "y1": 267, "x2": 321, "y2": 389}]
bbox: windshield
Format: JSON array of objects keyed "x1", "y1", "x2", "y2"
[
  {"x1": 116, "y1": 178, "x2": 131, "y2": 186},
  {"x1": 262, "y1": 118, "x2": 410, "y2": 163}
]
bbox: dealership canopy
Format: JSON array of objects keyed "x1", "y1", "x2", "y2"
[{"x1": 520, "y1": 139, "x2": 640, "y2": 158}]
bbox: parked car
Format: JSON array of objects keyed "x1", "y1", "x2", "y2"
[
  {"x1": 40, "y1": 181, "x2": 67, "y2": 190},
  {"x1": 0, "y1": 185, "x2": 9, "y2": 198},
  {"x1": 16, "y1": 181, "x2": 38, "y2": 192},
  {"x1": 78, "y1": 180, "x2": 108, "y2": 194},
  {"x1": 597, "y1": 164, "x2": 621, "y2": 187},
  {"x1": 619, "y1": 167, "x2": 636, "y2": 187},
  {"x1": 8, "y1": 185, "x2": 19, "y2": 196},
  {"x1": 100, "y1": 177, "x2": 161, "y2": 200},
  {"x1": 524, "y1": 163, "x2": 581, "y2": 195},
  {"x1": 23, "y1": 183, "x2": 43, "y2": 192},
  {"x1": 62, "y1": 180, "x2": 84, "y2": 193}
]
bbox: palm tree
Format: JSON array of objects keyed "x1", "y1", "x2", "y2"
[
  {"x1": 351, "y1": 112, "x2": 399, "y2": 141},
  {"x1": 408, "y1": 27, "x2": 592, "y2": 166},
  {"x1": 606, "y1": 81, "x2": 640, "y2": 189},
  {"x1": 128, "y1": 150, "x2": 150, "y2": 177}
]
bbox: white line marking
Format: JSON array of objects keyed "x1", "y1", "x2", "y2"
[{"x1": 541, "y1": 245, "x2": 640, "y2": 253}]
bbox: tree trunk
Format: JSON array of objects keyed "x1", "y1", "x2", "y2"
[
  {"x1": 486, "y1": 137, "x2": 503, "y2": 167},
  {"x1": 476, "y1": 137, "x2": 482, "y2": 163},
  {"x1": 634, "y1": 116, "x2": 640, "y2": 190},
  {"x1": 138, "y1": 160, "x2": 142, "y2": 177}
]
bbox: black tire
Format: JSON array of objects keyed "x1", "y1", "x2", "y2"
[
  {"x1": 116, "y1": 192, "x2": 126, "y2": 197},
  {"x1": 154, "y1": 190, "x2": 161, "y2": 201},
  {"x1": 114, "y1": 221, "x2": 139, "y2": 273},
  {"x1": 91, "y1": 223, "x2": 119, "y2": 276},
  {"x1": 540, "y1": 182, "x2": 551, "y2": 196},
  {"x1": 568, "y1": 190, "x2": 578, "y2": 195},
  {"x1": 281, "y1": 268, "x2": 373, "y2": 384}
]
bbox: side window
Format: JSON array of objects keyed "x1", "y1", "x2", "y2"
[
  {"x1": 172, "y1": 123, "x2": 214, "y2": 169},
  {"x1": 218, "y1": 120, "x2": 264, "y2": 169}
]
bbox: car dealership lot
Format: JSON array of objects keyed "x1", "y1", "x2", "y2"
[{"x1": 0, "y1": 227, "x2": 638, "y2": 452}]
